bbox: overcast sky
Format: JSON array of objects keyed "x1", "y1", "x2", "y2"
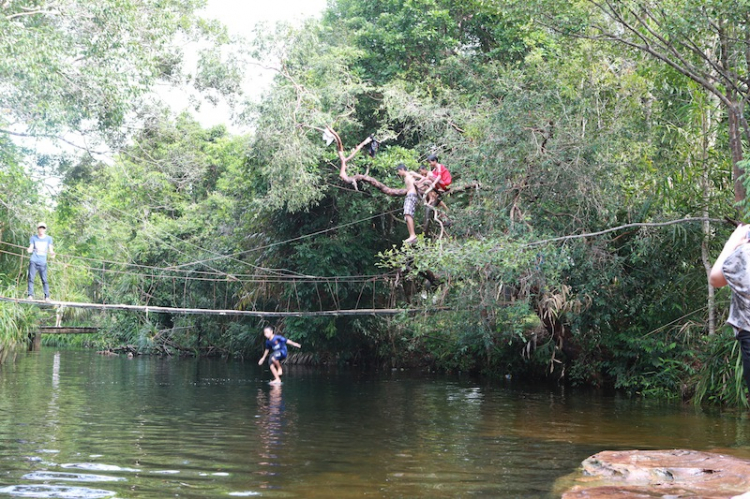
[
  {"x1": 171, "y1": 0, "x2": 328, "y2": 131},
  {"x1": 201, "y1": 0, "x2": 328, "y2": 33}
]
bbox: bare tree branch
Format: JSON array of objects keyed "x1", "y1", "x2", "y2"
[{"x1": 0, "y1": 128, "x2": 109, "y2": 156}]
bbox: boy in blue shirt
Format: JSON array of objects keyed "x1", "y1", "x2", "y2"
[
  {"x1": 27, "y1": 222, "x2": 55, "y2": 301},
  {"x1": 258, "y1": 326, "x2": 301, "y2": 384}
]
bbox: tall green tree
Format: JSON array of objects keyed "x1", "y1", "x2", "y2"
[
  {"x1": 525, "y1": 0, "x2": 750, "y2": 204},
  {"x1": 55, "y1": 112, "x2": 253, "y2": 354},
  {"x1": 27, "y1": 0, "x2": 744, "y2": 402},
  {"x1": 0, "y1": 0, "x2": 231, "y2": 145}
]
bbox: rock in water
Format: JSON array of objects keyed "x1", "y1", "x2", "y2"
[{"x1": 561, "y1": 449, "x2": 750, "y2": 498}]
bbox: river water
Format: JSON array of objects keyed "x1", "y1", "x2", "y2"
[{"x1": 1, "y1": 349, "x2": 750, "y2": 498}]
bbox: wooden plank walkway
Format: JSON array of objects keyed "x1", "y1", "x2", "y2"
[{"x1": 2, "y1": 295, "x2": 437, "y2": 318}]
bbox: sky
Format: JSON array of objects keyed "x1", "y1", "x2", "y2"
[
  {"x1": 169, "y1": 0, "x2": 329, "y2": 132},
  {"x1": 201, "y1": 0, "x2": 328, "y2": 33}
]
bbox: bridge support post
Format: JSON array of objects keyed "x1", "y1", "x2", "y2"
[{"x1": 29, "y1": 332, "x2": 41, "y2": 351}]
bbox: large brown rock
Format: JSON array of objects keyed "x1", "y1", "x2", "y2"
[{"x1": 561, "y1": 449, "x2": 750, "y2": 498}]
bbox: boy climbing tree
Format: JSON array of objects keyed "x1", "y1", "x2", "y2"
[{"x1": 396, "y1": 164, "x2": 420, "y2": 244}]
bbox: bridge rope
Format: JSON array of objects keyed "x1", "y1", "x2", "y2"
[
  {"x1": 2, "y1": 178, "x2": 403, "y2": 282},
  {"x1": 1, "y1": 213, "x2": 728, "y2": 317},
  {"x1": 1, "y1": 201, "x2": 404, "y2": 313},
  {"x1": 0, "y1": 245, "x2": 394, "y2": 284},
  {"x1": 0, "y1": 295, "x2": 438, "y2": 317}
]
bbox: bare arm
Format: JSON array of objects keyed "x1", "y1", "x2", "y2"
[
  {"x1": 258, "y1": 348, "x2": 269, "y2": 365},
  {"x1": 710, "y1": 224, "x2": 748, "y2": 288},
  {"x1": 424, "y1": 174, "x2": 440, "y2": 190},
  {"x1": 287, "y1": 340, "x2": 301, "y2": 349}
]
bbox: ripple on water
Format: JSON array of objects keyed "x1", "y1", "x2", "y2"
[
  {"x1": 23, "y1": 472, "x2": 125, "y2": 483},
  {"x1": 60, "y1": 464, "x2": 140, "y2": 473},
  {"x1": 0, "y1": 485, "x2": 116, "y2": 498}
]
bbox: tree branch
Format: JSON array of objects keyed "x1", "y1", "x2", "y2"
[
  {"x1": 0, "y1": 128, "x2": 110, "y2": 156},
  {"x1": 331, "y1": 126, "x2": 482, "y2": 197},
  {"x1": 579, "y1": 0, "x2": 733, "y2": 107},
  {"x1": 5, "y1": 9, "x2": 57, "y2": 20}
]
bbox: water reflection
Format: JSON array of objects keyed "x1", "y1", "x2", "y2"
[
  {"x1": 0, "y1": 485, "x2": 116, "y2": 499},
  {"x1": 60, "y1": 463, "x2": 141, "y2": 473},
  {"x1": 23, "y1": 471, "x2": 125, "y2": 482},
  {"x1": 255, "y1": 383, "x2": 285, "y2": 484},
  {"x1": 52, "y1": 351, "x2": 60, "y2": 390},
  {"x1": 4, "y1": 351, "x2": 750, "y2": 498}
]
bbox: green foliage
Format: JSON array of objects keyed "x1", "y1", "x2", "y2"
[
  {"x1": 376, "y1": 235, "x2": 575, "y2": 375},
  {"x1": 53, "y1": 113, "x2": 254, "y2": 354},
  {"x1": 0, "y1": 289, "x2": 37, "y2": 349},
  {"x1": 0, "y1": 0, "x2": 218, "y2": 139},
  {"x1": 1, "y1": 0, "x2": 746, "y2": 407},
  {"x1": 693, "y1": 329, "x2": 749, "y2": 408},
  {"x1": 326, "y1": 0, "x2": 534, "y2": 82}
]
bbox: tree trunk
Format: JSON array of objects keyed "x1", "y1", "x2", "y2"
[
  {"x1": 704, "y1": 92, "x2": 720, "y2": 335},
  {"x1": 703, "y1": 228, "x2": 715, "y2": 336},
  {"x1": 728, "y1": 98, "x2": 746, "y2": 203}
]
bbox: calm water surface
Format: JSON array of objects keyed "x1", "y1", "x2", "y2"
[{"x1": 1, "y1": 349, "x2": 750, "y2": 498}]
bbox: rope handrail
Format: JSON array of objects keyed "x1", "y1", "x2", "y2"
[
  {"x1": 1, "y1": 295, "x2": 444, "y2": 318},
  {"x1": 525, "y1": 217, "x2": 726, "y2": 247},
  {"x1": 0, "y1": 247, "x2": 396, "y2": 284},
  {"x1": 3, "y1": 216, "x2": 729, "y2": 312},
  {"x1": 3, "y1": 216, "x2": 726, "y2": 283}
]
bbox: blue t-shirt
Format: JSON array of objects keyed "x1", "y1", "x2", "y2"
[
  {"x1": 265, "y1": 335, "x2": 288, "y2": 356},
  {"x1": 29, "y1": 235, "x2": 53, "y2": 264}
]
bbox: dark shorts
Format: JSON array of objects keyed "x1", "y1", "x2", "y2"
[
  {"x1": 737, "y1": 330, "x2": 750, "y2": 394},
  {"x1": 270, "y1": 350, "x2": 287, "y2": 364},
  {"x1": 436, "y1": 181, "x2": 451, "y2": 192},
  {"x1": 403, "y1": 193, "x2": 419, "y2": 217}
]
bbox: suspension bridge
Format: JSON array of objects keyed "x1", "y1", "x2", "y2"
[
  {"x1": 1, "y1": 295, "x2": 428, "y2": 318},
  {"x1": 1, "y1": 215, "x2": 726, "y2": 329}
]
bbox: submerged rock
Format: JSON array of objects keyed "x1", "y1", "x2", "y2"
[{"x1": 561, "y1": 449, "x2": 750, "y2": 498}]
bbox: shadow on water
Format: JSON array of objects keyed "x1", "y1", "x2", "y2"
[{"x1": 0, "y1": 350, "x2": 750, "y2": 498}]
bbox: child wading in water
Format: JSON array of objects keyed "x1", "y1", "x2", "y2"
[{"x1": 258, "y1": 326, "x2": 301, "y2": 384}]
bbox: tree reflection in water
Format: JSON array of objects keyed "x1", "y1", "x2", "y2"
[{"x1": 255, "y1": 384, "x2": 285, "y2": 487}]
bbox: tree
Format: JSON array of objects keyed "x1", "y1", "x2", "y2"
[
  {"x1": 326, "y1": 0, "x2": 531, "y2": 82},
  {"x1": 0, "y1": 0, "x2": 229, "y2": 146},
  {"x1": 54, "y1": 113, "x2": 254, "y2": 354},
  {"x1": 527, "y1": 0, "x2": 750, "y2": 203},
  {"x1": 26, "y1": 0, "x2": 739, "y2": 399},
  {"x1": 0, "y1": 136, "x2": 41, "y2": 266}
]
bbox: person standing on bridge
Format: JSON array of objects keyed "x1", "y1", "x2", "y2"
[
  {"x1": 258, "y1": 326, "x2": 301, "y2": 384},
  {"x1": 27, "y1": 222, "x2": 55, "y2": 302}
]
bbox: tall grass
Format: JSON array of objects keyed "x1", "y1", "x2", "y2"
[
  {"x1": 0, "y1": 291, "x2": 38, "y2": 363},
  {"x1": 693, "y1": 330, "x2": 749, "y2": 408}
]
